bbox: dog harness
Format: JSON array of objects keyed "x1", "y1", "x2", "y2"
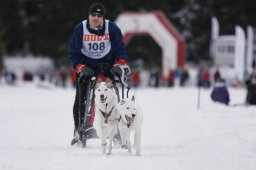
[{"x1": 99, "y1": 104, "x2": 121, "y2": 124}]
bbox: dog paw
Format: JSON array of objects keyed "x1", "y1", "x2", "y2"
[
  {"x1": 101, "y1": 143, "x2": 107, "y2": 147},
  {"x1": 121, "y1": 145, "x2": 128, "y2": 149}
]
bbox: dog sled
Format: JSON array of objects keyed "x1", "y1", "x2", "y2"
[{"x1": 72, "y1": 63, "x2": 131, "y2": 148}]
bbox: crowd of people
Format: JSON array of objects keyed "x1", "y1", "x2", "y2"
[
  {"x1": 1, "y1": 66, "x2": 256, "y2": 107},
  {"x1": 1, "y1": 65, "x2": 256, "y2": 106},
  {"x1": 129, "y1": 67, "x2": 190, "y2": 88},
  {"x1": 129, "y1": 66, "x2": 213, "y2": 88},
  {"x1": 210, "y1": 69, "x2": 256, "y2": 106},
  {"x1": 0, "y1": 68, "x2": 70, "y2": 88}
]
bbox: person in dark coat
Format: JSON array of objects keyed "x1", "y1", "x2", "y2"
[
  {"x1": 245, "y1": 73, "x2": 256, "y2": 105},
  {"x1": 68, "y1": 3, "x2": 130, "y2": 145},
  {"x1": 211, "y1": 78, "x2": 230, "y2": 105},
  {"x1": 214, "y1": 69, "x2": 221, "y2": 83},
  {"x1": 180, "y1": 67, "x2": 189, "y2": 87}
]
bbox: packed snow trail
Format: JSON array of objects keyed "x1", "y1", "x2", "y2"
[{"x1": 0, "y1": 83, "x2": 256, "y2": 170}]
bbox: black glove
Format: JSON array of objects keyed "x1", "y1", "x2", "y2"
[
  {"x1": 80, "y1": 66, "x2": 94, "y2": 78},
  {"x1": 112, "y1": 64, "x2": 131, "y2": 77},
  {"x1": 111, "y1": 65, "x2": 123, "y2": 76},
  {"x1": 111, "y1": 64, "x2": 131, "y2": 87}
]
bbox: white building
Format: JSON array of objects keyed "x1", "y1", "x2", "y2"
[
  {"x1": 214, "y1": 35, "x2": 235, "y2": 66},
  {"x1": 210, "y1": 17, "x2": 255, "y2": 82},
  {"x1": 3, "y1": 55, "x2": 54, "y2": 78},
  {"x1": 115, "y1": 11, "x2": 186, "y2": 76}
]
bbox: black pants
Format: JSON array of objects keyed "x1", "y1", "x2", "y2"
[{"x1": 73, "y1": 76, "x2": 90, "y2": 130}]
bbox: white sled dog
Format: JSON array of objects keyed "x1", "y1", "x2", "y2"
[
  {"x1": 117, "y1": 96, "x2": 143, "y2": 156},
  {"x1": 93, "y1": 79, "x2": 120, "y2": 155}
]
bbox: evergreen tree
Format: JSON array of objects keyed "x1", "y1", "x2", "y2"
[
  {"x1": 0, "y1": 0, "x2": 25, "y2": 54},
  {"x1": 0, "y1": 23, "x2": 5, "y2": 71},
  {"x1": 0, "y1": 0, "x2": 255, "y2": 67}
]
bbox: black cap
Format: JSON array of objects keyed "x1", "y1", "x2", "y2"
[{"x1": 89, "y1": 3, "x2": 105, "y2": 16}]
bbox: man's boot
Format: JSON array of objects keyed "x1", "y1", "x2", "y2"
[{"x1": 71, "y1": 128, "x2": 79, "y2": 145}]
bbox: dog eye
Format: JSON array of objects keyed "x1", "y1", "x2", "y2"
[
  {"x1": 98, "y1": 89, "x2": 101, "y2": 91},
  {"x1": 126, "y1": 107, "x2": 130, "y2": 110},
  {"x1": 104, "y1": 89, "x2": 108, "y2": 91}
]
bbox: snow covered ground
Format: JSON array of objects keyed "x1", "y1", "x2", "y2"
[{"x1": 0, "y1": 83, "x2": 256, "y2": 170}]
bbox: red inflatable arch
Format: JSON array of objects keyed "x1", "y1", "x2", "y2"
[{"x1": 115, "y1": 11, "x2": 186, "y2": 76}]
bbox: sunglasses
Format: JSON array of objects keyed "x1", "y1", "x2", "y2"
[{"x1": 90, "y1": 13, "x2": 103, "y2": 18}]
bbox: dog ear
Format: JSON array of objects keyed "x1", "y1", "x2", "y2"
[
  {"x1": 95, "y1": 82, "x2": 100, "y2": 89},
  {"x1": 94, "y1": 78, "x2": 103, "y2": 89},
  {"x1": 105, "y1": 78, "x2": 113, "y2": 84},
  {"x1": 96, "y1": 77, "x2": 103, "y2": 84},
  {"x1": 105, "y1": 78, "x2": 113, "y2": 88}
]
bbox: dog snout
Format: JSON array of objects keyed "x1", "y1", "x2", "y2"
[
  {"x1": 100, "y1": 94, "x2": 104, "y2": 99},
  {"x1": 132, "y1": 114, "x2": 136, "y2": 118}
]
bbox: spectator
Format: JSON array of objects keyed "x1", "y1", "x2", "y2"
[
  {"x1": 59, "y1": 70, "x2": 67, "y2": 88},
  {"x1": 245, "y1": 72, "x2": 256, "y2": 105},
  {"x1": 211, "y1": 78, "x2": 230, "y2": 105},
  {"x1": 214, "y1": 69, "x2": 221, "y2": 82},
  {"x1": 131, "y1": 70, "x2": 139, "y2": 87},
  {"x1": 4, "y1": 71, "x2": 17, "y2": 85},
  {"x1": 202, "y1": 69, "x2": 211, "y2": 88},
  {"x1": 167, "y1": 69, "x2": 174, "y2": 87},
  {"x1": 39, "y1": 72, "x2": 45, "y2": 81},
  {"x1": 180, "y1": 67, "x2": 189, "y2": 87},
  {"x1": 154, "y1": 68, "x2": 160, "y2": 87},
  {"x1": 23, "y1": 71, "x2": 33, "y2": 81},
  {"x1": 139, "y1": 68, "x2": 149, "y2": 87}
]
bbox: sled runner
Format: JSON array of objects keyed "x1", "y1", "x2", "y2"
[{"x1": 77, "y1": 76, "x2": 97, "y2": 147}]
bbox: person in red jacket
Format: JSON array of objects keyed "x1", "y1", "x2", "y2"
[
  {"x1": 202, "y1": 69, "x2": 211, "y2": 88},
  {"x1": 68, "y1": 3, "x2": 131, "y2": 146}
]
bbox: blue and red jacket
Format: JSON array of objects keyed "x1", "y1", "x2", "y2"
[{"x1": 68, "y1": 19, "x2": 127, "y2": 70}]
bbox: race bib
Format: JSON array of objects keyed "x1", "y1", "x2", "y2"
[{"x1": 81, "y1": 20, "x2": 111, "y2": 59}]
